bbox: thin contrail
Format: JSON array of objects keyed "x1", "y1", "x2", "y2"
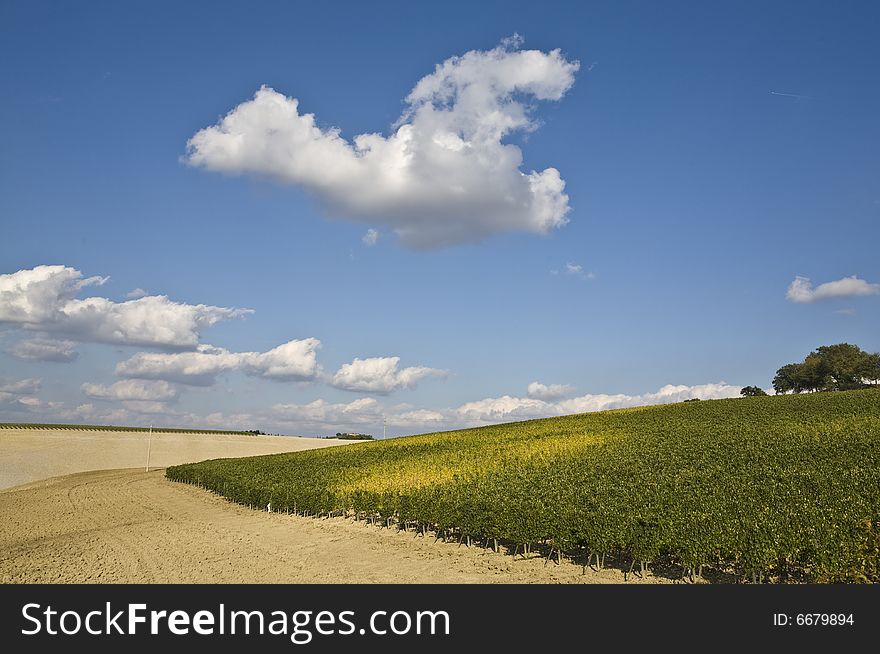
[{"x1": 770, "y1": 90, "x2": 811, "y2": 101}]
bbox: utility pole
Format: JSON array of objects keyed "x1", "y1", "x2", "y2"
[
  {"x1": 383, "y1": 415, "x2": 387, "y2": 440},
  {"x1": 145, "y1": 423, "x2": 153, "y2": 472}
]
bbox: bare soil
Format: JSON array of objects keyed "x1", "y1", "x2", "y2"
[{"x1": 0, "y1": 468, "x2": 668, "y2": 583}]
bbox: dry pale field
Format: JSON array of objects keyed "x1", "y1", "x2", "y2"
[
  {"x1": 0, "y1": 427, "x2": 669, "y2": 583},
  {"x1": 0, "y1": 468, "x2": 667, "y2": 583},
  {"x1": 0, "y1": 427, "x2": 346, "y2": 490}
]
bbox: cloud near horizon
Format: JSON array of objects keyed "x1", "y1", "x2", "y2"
[
  {"x1": 271, "y1": 380, "x2": 744, "y2": 433},
  {"x1": 454, "y1": 382, "x2": 742, "y2": 424},
  {"x1": 11, "y1": 379, "x2": 747, "y2": 435},
  {"x1": 272, "y1": 397, "x2": 382, "y2": 427},
  {"x1": 0, "y1": 378, "x2": 41, "y2": 397},
  {"x1": 0, "y1": 265, "x2": 251, "y2": 348},
  {"x1": 526, "y1": 381, "x2": 575, "y2": 400},
  {"x1": 0, "y1": 377, "x2": 60, "y2": 412},
  {"x1": 185, "y1": 36, "x2": 578, "y2": 249},
  {"x1": 786, "y1": 275, "x2": 880, "y2": 303}
]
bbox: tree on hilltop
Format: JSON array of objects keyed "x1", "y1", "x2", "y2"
[
  {"x1": 773, "y1": 343, "x2": 880, "y2": 394},
  {"x1": 740, "y1": 386, "x2": 768, "y2": 397}
]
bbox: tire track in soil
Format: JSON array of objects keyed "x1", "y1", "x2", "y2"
[{"x1": 63, "y1": 474, "x2": 160, "y2": 582}]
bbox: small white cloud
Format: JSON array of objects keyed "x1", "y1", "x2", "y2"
[
  {"x1": 6, "y1": 338, "x2": 78, "y2": 362},
  {"x1": 362, "y1": 229, "x2": 379, "y2": 246},
  {"x1": 330, "y1": 356, "x2": 447, "y2": 394},
  {"x1": 245, "y1": 339, "x2": 323, "y2": 381},
  {"x1": 81, "y1": 379, "x2": 179, "y2": 402},
  {"x1": 116, "y1": 338, "x2": 322, "y2": 386},
  {"x1": 556, "y1": 261, "x2": 594, "y2": 280},
  {"x1": 526, "y1": 381, "x2": 575, "y2": 400},
  {"x1": 0, "y1": 265, "x2": 251, "y2": 348},
  {"x1": 125, "y1": 288, "x2": 148, "y2": 299},
  {"x1": 185, "y1": 37, "x2": 578, "y2": 249},
  {"x1": 786, "y1": 275, "x2": 880, "y2": 303}
]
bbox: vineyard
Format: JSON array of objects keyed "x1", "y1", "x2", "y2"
[
  {"x1": 0, "y1": 423, "x2": 262, "y2": 436},
  {"x1": 166, "y1": 389, "x2": 880, "y2": 582}
]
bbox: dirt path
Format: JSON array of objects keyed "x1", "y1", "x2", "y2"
[{"x1": 0, "y1": 468, "x2": 667, "y2": 584}]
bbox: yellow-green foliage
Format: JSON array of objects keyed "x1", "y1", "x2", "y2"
[{"x1": 167, "y1": 389, "x2": 880, "y2": 581}]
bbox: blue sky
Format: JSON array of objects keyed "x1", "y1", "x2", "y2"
[{"x1": 1, "y1": 0, "x2": 878, "y2": 435}]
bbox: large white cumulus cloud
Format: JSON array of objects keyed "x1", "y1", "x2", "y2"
[
  {"x1": 0, "y1": 265, "x2": 250, "y2": 348},
  {"x1": 185, "y1": 37, "x2": 578, "y2": 248}
]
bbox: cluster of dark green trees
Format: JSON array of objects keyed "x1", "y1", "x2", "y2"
[
  {"x1": 740, "y1": 386, "x2": 768, "y2": 397},
  {"x1": 771, "y1": 343, "x2": 880, "y2": 394}
]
